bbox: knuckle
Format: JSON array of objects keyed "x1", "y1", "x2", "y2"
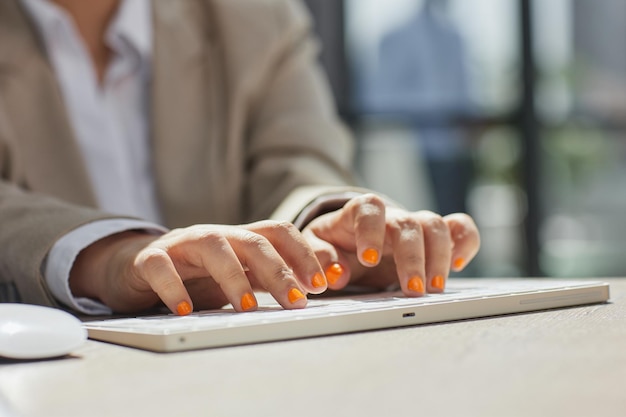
[
  {"x1": 389, "y1": 216, "x2": 423, "y2": 243},
  {"x1": 191, "y1": 229, "x2": 233, "y2": 254},
  {"x1": 398, "y1": 226, "x2": 422, "y2": 243},
  {"x1": 247, "y1": 219, "x2": 274, "y2": 230},
  {"x1": 269, "y1": 265, "x2": 295, "y2": 285},
  {"x1": 270, "y1": 220, "x2": 299, "y2": 237},
  {"x1": 359, "y1": 193, "x2": 385, "y2": 207},
  {"x1": 353, "y1": 195, "x2": 385, "y2": 219},
  {"x1": 396, "y1": 214, "x2": 423, "y2": 232},
  {"x1": 253, "y1": 220, "x2": 295, "y2": 231},
  {"x1": 135, "y1": 247, "x2": 170, "y2": 273},
  {"x1": 220, "y1": 269, "x2": 246, "y2": 285},
  {"x1": 446, "y1": 213, "x2": 480, "y2": 244},
  {"x1": 447, "y1": 212, "x2": 473, "y2": 224},
  {"x1": 242, "y1": 233, "x2": 270, "y2": 251},
  {"x1": 420, "y1": 211, "x2": 446, "y2": 231},
  {"x1": 194, "y1": 229, "x2": 224, "y2": 245},
  {"x1": 361, "y1": 193, "x2": 385, "y2": 210}
]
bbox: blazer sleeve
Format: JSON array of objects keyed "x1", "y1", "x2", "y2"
[
  {"x1": 0, "y1": 98, "x2": 119, "y2": 306},
  {"x1": 0, "y1": 180, "x2": 123, "y2": 306}
]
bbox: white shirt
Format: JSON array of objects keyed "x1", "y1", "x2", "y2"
[
  {"x1": 21, "y1": 0, "x2": 161, "y2": 222},
  {"x1": 20, "y1": 0, "x2": 166, "y2": 314}
]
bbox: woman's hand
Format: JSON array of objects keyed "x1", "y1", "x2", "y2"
[
  {"x1": 302, "y1": 194, "x2": 480, "y2": 295},
  {"x1": 69, "y1": 221, "x2": 328, "y2": 315},
  {"x1": 69, "y1": 195, "x2": 480, "y2": 315}
]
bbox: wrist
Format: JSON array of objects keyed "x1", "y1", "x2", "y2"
[{"x1": 69, "y1": 231, "x2": 158, "y2": 309}]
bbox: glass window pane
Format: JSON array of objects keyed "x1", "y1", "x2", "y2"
[{"x1": 534, "y1": 0, "x2": 626, "y2": 276}]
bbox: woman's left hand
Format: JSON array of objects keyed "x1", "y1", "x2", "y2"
[{"x1": 302, "y1": 194, "x2": 480, "y2": 295}]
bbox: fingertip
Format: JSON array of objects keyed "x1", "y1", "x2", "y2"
[
  {"x1": 311, "y1": 272, "x2": 327, "y2": 292},
  {"x1": 240, "y1": 292, "x2": 258, "y2": 312},
  {"x1": 429, "y1": 275, "x2": 446, "y2": 293},
  {"x1": 287, "y1": 288, "x2": 307, "y2": 308},
  {"x1": 325, "y1": 263, "x2": 344, "y2": 285},
  {"x1": 176, "y1": 300, "x2": 193, "y2": 316},
  {"x1": 361, "y1": 248, "x2": 380, "y2": 266},
  {"x1": 324, "y1": 261, "x2": 352, "y2": 290},
  {"x1": 406, "y1": 276, "x2": 425, "y2": 296},
  {"x1": 452, "y1": 257, "x2": 465, "y2": 271}
]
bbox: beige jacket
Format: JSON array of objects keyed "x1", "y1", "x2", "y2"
[{"x1": 0, "y1": 0, "x2": 361, "y2": 306}]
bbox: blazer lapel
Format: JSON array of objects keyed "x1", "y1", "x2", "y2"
[
  {"x1": 0, "y1": 0, "x2": 97, "y2": 207},
  {"x1": 0, "y1": 0, "x2": 237, "y2": 223},
  {"x1": 151, "y1": 0, "x2": 234, "y2": 227}
]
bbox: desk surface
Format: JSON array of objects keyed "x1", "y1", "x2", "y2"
[{"x1": 1, "y1": 278, "x2": 625, "y2": 417}]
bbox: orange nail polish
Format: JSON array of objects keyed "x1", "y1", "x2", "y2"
[
  {"x1": 431, "y1": 275, "x2": 445, "y2": 291},
  {"x1": 362, "y1": 248, "x2": 379, "y2": 265},
  {"x1": 241, "y1": 293, "x2": 257, "y2": 311},
  {"x1": 453, "y1": 258, "x2": 465, "y2": 270},
  {"x1": 176, "y1": 301, "x2": 192, "y2": 316},
  {"x1": 288, "y1": 288, "x2": 305, "y2": 304},
  {"x1": 325, "y1": 263, "x2": 344, "y2": 285},
  {"x1": 408, "y1": 277, "x2": 425, "y2": 293},
  {"x1": 312, "y1": 272, "x2": 327, "y2": 288}
]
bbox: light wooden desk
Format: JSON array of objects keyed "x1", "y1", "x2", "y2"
[{"x1": 1, "y1": 278, "x2": 625, "y2": 417}]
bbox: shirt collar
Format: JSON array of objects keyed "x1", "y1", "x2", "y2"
[
  {"x1": 19, "y1": 0, "x2": 67, "y2": 39},
  {"x1": 19, "y1": 0, "x2": 152, "y2": 62},
  {"x1": 106, "y1": 0, "x2": 152, "y2": 62}
]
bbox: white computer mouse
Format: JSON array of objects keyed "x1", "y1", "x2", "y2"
[{"x1": 0, "y1": 303, "x2": 87, "y2": 360}]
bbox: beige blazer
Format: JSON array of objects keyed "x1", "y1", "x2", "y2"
[{"x1": 0, "y1": 0, "x2": 362, "y2": 307}]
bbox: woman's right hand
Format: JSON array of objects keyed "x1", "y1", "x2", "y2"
[{"x1": 69, "y1": 221, "x2": 328, "y2": 315}]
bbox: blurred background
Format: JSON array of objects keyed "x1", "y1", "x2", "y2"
[{"x1": 302, "y1": 0, "x2": 626, "y2": 278}]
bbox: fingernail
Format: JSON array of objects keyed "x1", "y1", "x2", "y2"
[
  {"x1": 408, "y1": 277, "x2": 425, "y2": 294},
  {"x1": 453, "y1": 257, "x2": 465, "y2": 270},
  {"x1": 362, "y1": 248, "x2": 379, "y2": 265},
  {"x1": 241, "y1": 293, "x2": 257, "y2": 311},
  {"x1": 325, "y1": 263, "x2": 344, "y2": 285},
  {"x1": 176, "y1": 301, "x2": 192, "y2": 316},
  {"x1": 288, "y1": 288, "x2": 305, "y2": 304},
  {"x1": 431, "y1": 275, "x2": 445, "y2": 291},
  {"x1": 311, "y1": 272, "x2": 327, "y2": 288}
]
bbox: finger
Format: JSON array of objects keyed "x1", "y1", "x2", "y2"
[
  {"x1": 248, "y1": 221, "x2": 327, "y2": 294},
  {"x1": 302, "y1": 227, "x2": 352, "y2": 290},
  {"x1": 387, "y1": 215, "x2": 426, "y2": 297},
  {"x1": 417, "y1": 211, "x2": 453, "y2": 293},
  {"x1": 344, "y1": 194, "x2": 386, "y2": 267},
  {"x1": 183, "y1": 277, "x2": 229, "y2": 311},
  {"x1": 444, "y1": 213, "x2": 481, "y2": 271},
  {"x1": 191, "y1": 233, "x2": 258, "y2": 312},
  {"x1": 231, "y1": 229, "x2": 308, "y2": 309},
  {"x1": 133, "y1": 247, "x2": 193, "y2": 316}
]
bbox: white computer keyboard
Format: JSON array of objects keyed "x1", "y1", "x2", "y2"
[{"x1": 83, "y1": 279, "x2": 593, "y2": 334}]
